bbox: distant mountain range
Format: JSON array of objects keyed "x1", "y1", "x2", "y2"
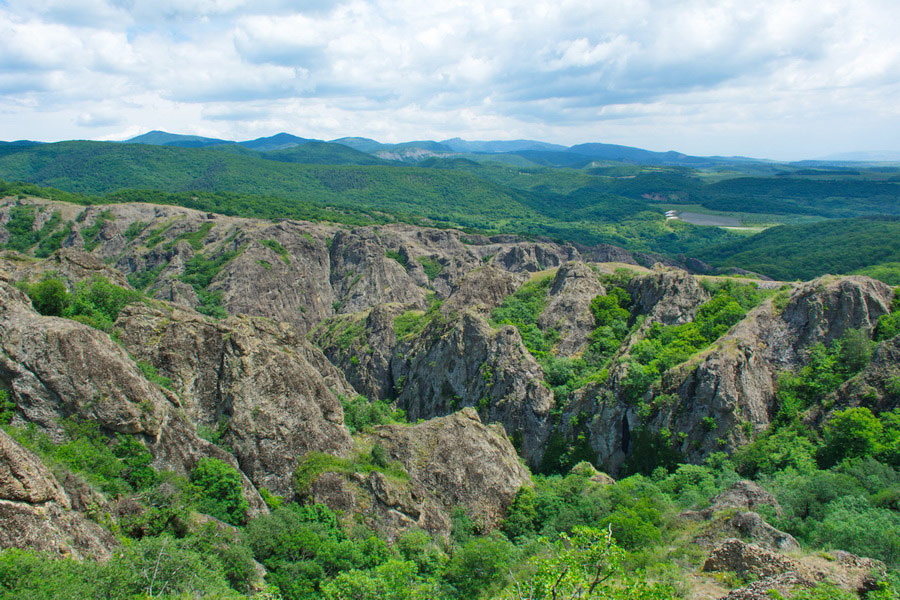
[
  {"x1": 2, "y1": 130, "x2": 898, "y2": 167},
  {"x1": 114, "y1": 130, "x2": 754, "y2": 168}
]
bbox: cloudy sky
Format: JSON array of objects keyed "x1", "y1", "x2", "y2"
[{"x1": 1, "y1": 0, "x2": 898, "y2": 160}]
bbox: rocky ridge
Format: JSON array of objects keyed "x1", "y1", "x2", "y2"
[{"x1": 0, "y1": 195, "x2": 898, "y2": 572}]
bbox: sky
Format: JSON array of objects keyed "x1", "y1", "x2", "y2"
[{"x1": 1, "y1": 0, "x2": 899, "y2": 161}]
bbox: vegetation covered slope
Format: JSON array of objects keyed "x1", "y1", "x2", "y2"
[
  {"x1": 0, "y1": 142, "x2": 747, "y2": 256},
  {"x1": 697, "y1": 217, "x2": 900, "y2": 280}
]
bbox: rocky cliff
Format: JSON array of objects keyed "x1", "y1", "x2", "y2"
[{"x1": 1, "y1": 195, "x2": 898, "y2": 561}]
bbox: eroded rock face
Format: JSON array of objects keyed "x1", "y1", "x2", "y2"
[
  {"x1": 311, "y1": 305, "x2": 406, "y2": 401},
  {"x1": 712, "y1": 480, "x2": 783, "y2": 515},
  {"x1": 330, "y1": 229, "x2": 426, "y2": 314},
  {"x1": 0, "y1": 429, "x2": 116, "y2": 560},
  {"x1": 114, "y1": 303, "x2": 354, "y2": 496},
  {"x1": 371, "y1": 408, "x2": 531, "y2": 530},
  {"x1": 488, "y1": 243, "x2": 578, "y2": 273},
  {"x1": 706, "y1": 539, "x2": 886, "y2": 599},
  {"x1": 0, "y1": 277, "x2": 267, "y2": 517},
  {"x1": 581, "y1": 276, "x2": 895, "y2": 470},
  {"x1": 780, "y1": 276, "x2": 894, "y2": 351},
  {"x1": 0, "y1": 281, "x2": 165, "y2": 439},
  {"x1": 392, "y1": 313, "x2": 553, "y2": 465},
  {"x1": 307, "y1": 409, "x2": 530, "y2": 539},
  {"x1": 628, "y1": 268, "x2": 710, "y2": 326},
  {"x1": 442, "y1": 266, "x2": 527, "y2": 316},
  {"x1": 717, "y1": 573, "x2": 812, "y2": 600},
  {"x1": 308, "y1": 470, "x2": 450, "y2": 541},
  {"x1": 703, "y1": 538, "x2": 810, "y2": 580},
  {"x1": 214, "y1": 222, "x2": 337, "y2": 332},
  {"x1": 538, "y1": 263, "x2": 605, "y2": 355},
  {"x1": 822, "y1": 334, "x2": 900, "y2": 417},
  {"x1": 5, "y1": 247, "x2": 130, "y2": 288}
]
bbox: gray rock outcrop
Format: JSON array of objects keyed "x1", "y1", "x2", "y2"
[
  {"x1": 538, "y1": 263, "x2": 606, "y2": 354},
  {"x1": 392, "y1": 312, "x2": 553, "y2": 465},
  {"x1": 0, "y1": 429, "x2": 117, "y2": 559},
  {"x1": 372, "y1": 408, "x2": 531, "y2": 529},
  {"x1": 114, "y1": 303, "x2": 354, "y2": 496}
]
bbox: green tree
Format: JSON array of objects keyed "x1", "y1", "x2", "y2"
[
  {"x1": 321, "y1": 560, "x2": 439, "y2": 600},
  {"x1": 190, "y1": 457, "x2": 249, "y2": 526},
  {"x1": 444, "y1": 535, "x2": 517, "y2": 599},
  {"x1": 26, "y1": 277, "x2": 70, "y2": 316},
  {"x1": 819, "y1": 407, "x2": 884, "y2": 467},
  {"x1": 499, "y1": 526, "x2": 677, "y2": 600}
]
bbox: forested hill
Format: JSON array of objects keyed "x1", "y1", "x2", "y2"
[
  {"x1": 0, "y1": 138, "x2": 899, "y2": 282},
  {"x1": 698, "y1": 216, "x2": 900, "y2": 281}
]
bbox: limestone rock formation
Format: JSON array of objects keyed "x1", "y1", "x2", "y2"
[
  {"x1": 392, "y1": 313, "x2": 553, "y2": 465},
  {"x1": 442, "y1": 266, "x2": 527, "y2": 316},
  {"x1": 370, "y1": 408, "x2": 531, "y2": 530},
  {"x1": 709, "y1": 480, "x2": 783, "y2": 516},
  {"x1": 717, "y1": 573, "x2": 812, "y2": 600},
  {"x1": 822, "y1": 334, "x2": 900, "y2": 417},
  {"x1": 538, "y1": 262, "x2": 606, "y2": 354},
  {"x1": 0, "y1": 429, "x2": 117, "y2": 559},
  {"x1": 308, "y1": 409, "x2": 530, "y2": 539},
  {"x1": 580, "y1": 276, "x2": 895, "y2": 470},
  {"x1": 487, "y1": 242, "x2": 578, "y2": 273},
  {"x1": 780, "y1": 276, "x2": 894, "y2": 350},
  {"x1": 0, "y1": 277, "x2": 267, "y2": 516},
  {"x1": 706, "y1": 539, "x2": 886, "y2": 599},
  {"x1": 308, "y1": 470, "x2": 450, "y2": 541},
  {"x1": 702, "y1": 538, "x2": 812, "y2": 580},
  {"x1": 627, "y1": 268, "x2": 710, "y2": 327},
  {"x1": 0, "y1": 280, "x2": 165, "y2": 439},
  {"x1": 329, "y1": 228, "x2": 426, "y2": 314},
  {"x1": 5, "y1": 247, "x2": 130, "y2": 288},
  {"x1": 114, "y1": 303, "x2": 354, "y2": 496},
  {"x1": 311, "y1": 304, "x2": 406, "y2": 401}
]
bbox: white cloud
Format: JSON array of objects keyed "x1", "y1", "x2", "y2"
[{"x1": 0, "y1": 0, "x2": 897, "y2": 159}]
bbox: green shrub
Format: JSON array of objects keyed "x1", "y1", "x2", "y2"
[
  {"x1": 5, "y1": 420, "x2": 156, "y2": 497},
  {"x1": 261, "y1": 239, "x2": 291, "y2": 264},
  {"x1": 23, "y1": 274, "x2": 145, "y2": 329},
  {"x1": 733, "y1": 426, "x2": 818, "y2": 478},
  {"x1": 491, "y1": 273, "x2": 556, "y2": 358},
  {"x1": 24, "y1": 277, "x2": 69, "y2": 316},
  {"x1": 189, "y1": 457, "x2": 249, "y2": 526},
  {"x1": 500, "y1": 486, "x2": 538, "y2": 540},
  {"x1": 293, "y1": 450, "x2": 409, "y2": 497},
  {"x1": 0, "y1": 390, "x2": 14, "y2": 425},
  {"x1": 245, "y1": 504, "x2": 390, "y2": 600},
  {"x1": 809, "y1": 495, "x2": 900, "y2": 566},
  {"x1": 416, "y1": 256, "x2": 442, "y2": 280},
  {"x1": 818, "y1": 407, "x2": 896, "y2": 467},
  {"x1": 385, "y1": 249, "x2": 408, "y2": 269},
  {"x1": 136, "y1": 360, "x2": 174, "y2": 390},
  {"x1": 80, "y1": 210, "x2": 115, "y2": 252},
  {"x1": 444, "y1": 534, "x2": 517, "y2": 599}
]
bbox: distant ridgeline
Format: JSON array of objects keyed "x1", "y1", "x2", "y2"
[{"x1": 0, "y1": 133, "x2": 899, "y2": 282}]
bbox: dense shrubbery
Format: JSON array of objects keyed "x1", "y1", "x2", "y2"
[
  {"x1": 490, "y1": 272, "x2": 558, "y2": 359},
  {"x1": 0, "y1": 411, "x2": 897, "y2": 599},
  {"x1": 190, "y1": 457, "x2": 250, "y2": 526},
  {"x1": 5, "y1": 420, "x2": 157, "y2": 496},
  {"x1": 22, "y1": 274, "x2": 144, "y2": 331},
  {"x1": 340, "y1": 395, "x2": 406, "y2": 434}
]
